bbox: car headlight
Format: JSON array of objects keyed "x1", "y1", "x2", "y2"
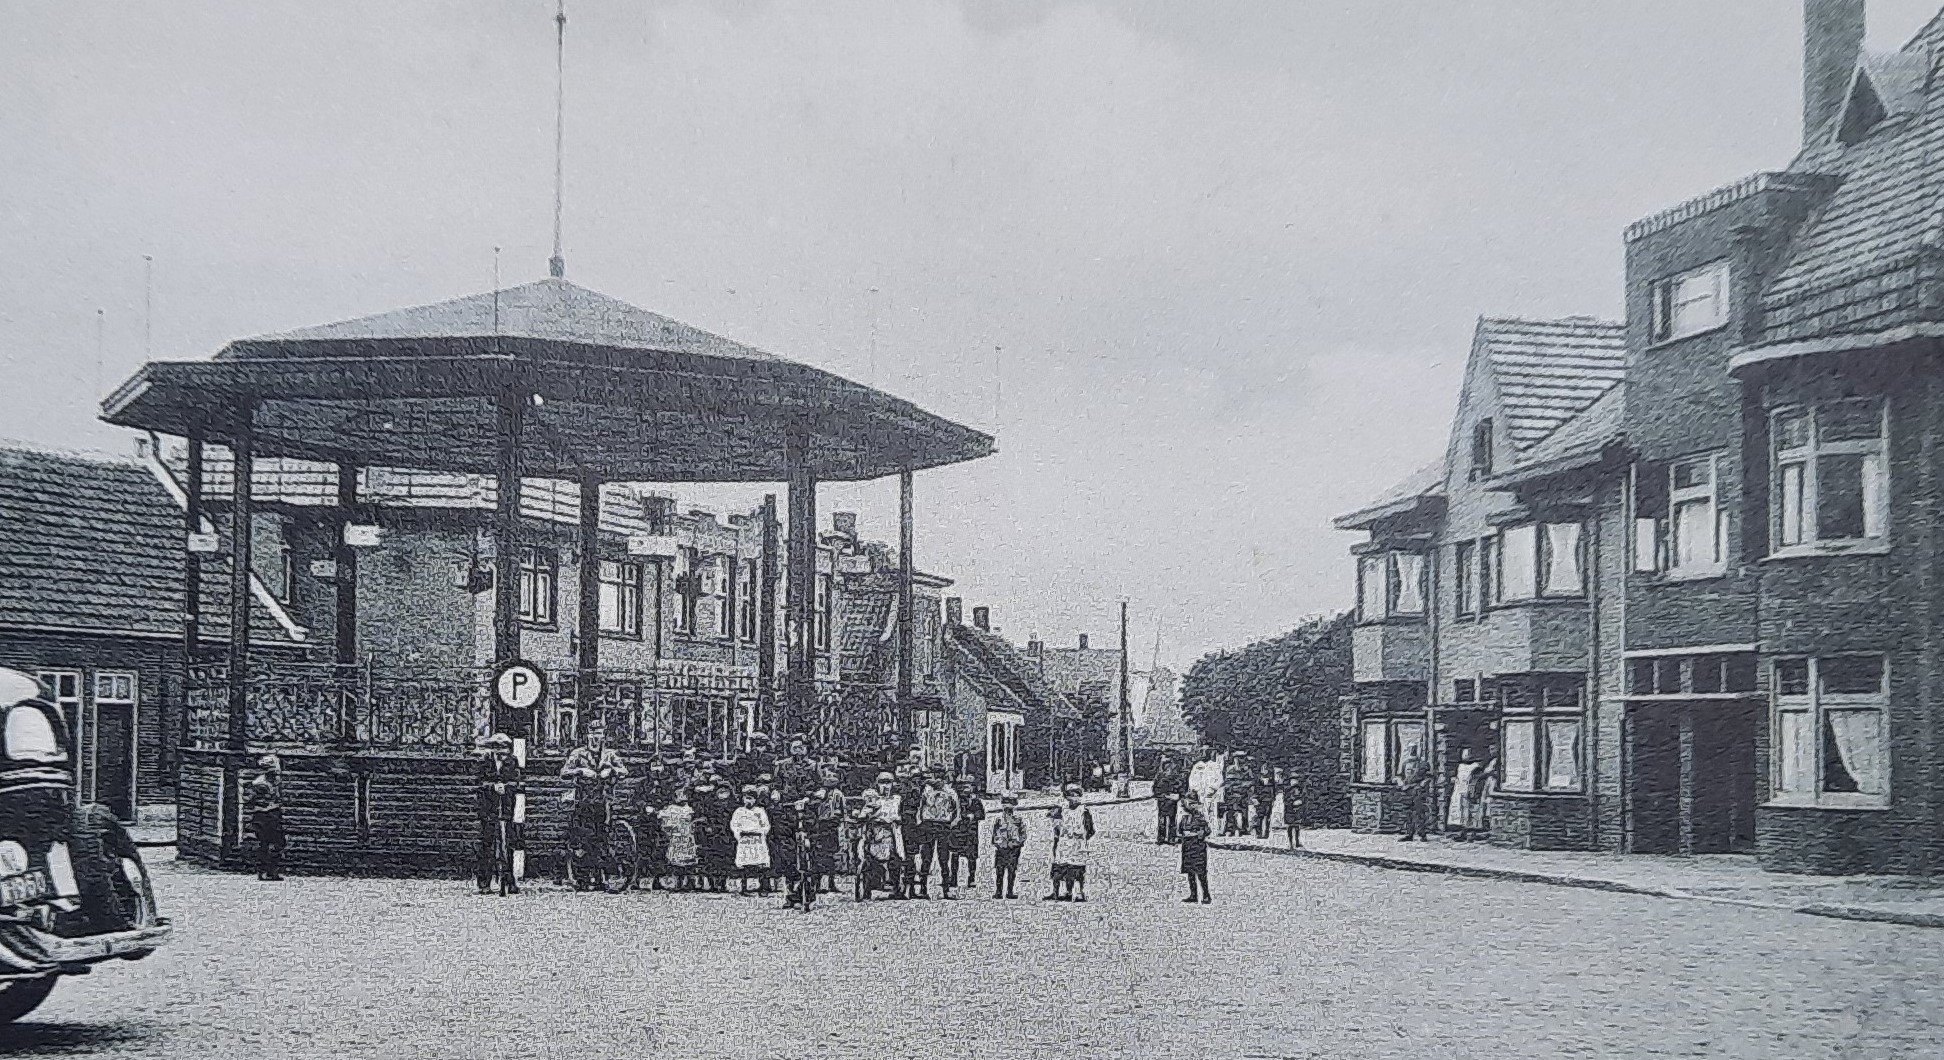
[{"x1": 0, "y1": 841, "x2": 25, "y2": 877}]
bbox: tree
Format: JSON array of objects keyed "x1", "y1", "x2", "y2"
[{"x1": 1179, "y1": 612, "x2": 1353, "y2": 824}]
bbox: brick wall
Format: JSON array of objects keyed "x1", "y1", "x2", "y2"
[{"x1": 1487, "y1": 793, "x2": 1593, "y2": 851}]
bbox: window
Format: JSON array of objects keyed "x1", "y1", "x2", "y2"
[
  {"x1": 1490, "y1": 523, "x2": 1582, "y2": 603},
  {"x1": 1470, "y1": 420, "x2": 1495, "y2": 480},
  {"x1": 737, "y1": 559, "x2": 759, "y2": 643},
  {"x1": 673, "y1": 547, "x2": 698, "y2": 634},
  {"x1": 277, "y1": 546, "x2": 296, "y2": 603},
  {"x1": 1454, "y1": 541, "x2": 1478, "y2": 619},
  {"x1": 1772, "y1": 400, "x2": 1888, "y2": 552},
  {"x1": 517, "y1": 547, "x2": 557, "y2": 626},
  {"x1": 1649, "y1": 260, "x2": 1732, "y2": 343},
  {"x1": 1358, "y1": 717, "x2": 1426, "y2": 784},
  {"x1": 597, "y1": 560, "x2": 645, "y2": 638},
  {"x1": 705, "y1": 556, "x2": 731, "y2": 639},
  {"x1": 1668, "y1": 454, "x2": 1726, "y2": 574},
  {"x1": 1357, "y1": 551, "x2": 1426, "y2": 624},
  {"x1": 814, "y1": 572, "x2": 833, "y2": 653},
  {"x1": 1495, "y1": 678, "x2": 1583, "y2": 793},
  {"x1": 1453, "y1": 678, "x2": 1477, "y2": 704},
  {"x1": 1773, "y1": 655, "x2": 1888, "y2": 806},
  {"x1": 94, "y1": 672, "x2": 135, "y2": 706}
]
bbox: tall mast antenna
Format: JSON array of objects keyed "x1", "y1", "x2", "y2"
[
  {"x1": 549, "y1": 0, "x2": 567, "y2": 279},
  {"x1": 142, "y1": 255, "x2": 154, "y2": 358}
]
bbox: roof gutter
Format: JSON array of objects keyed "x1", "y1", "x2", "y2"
[
  {"x1": 1727, "y1": 323, "x2": 1944, "y2": 375},
  {"x1": 1486, "y1": 440, "x2": 1628, "y2": 490}
]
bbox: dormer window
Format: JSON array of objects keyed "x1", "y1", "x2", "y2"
[{"x1": 1649, "y1": 261, "x2": 1731, "y2": 343}]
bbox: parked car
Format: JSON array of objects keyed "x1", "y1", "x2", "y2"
[{"x1": 0, "y1": 668, "x2": 170, "y2": 1024}]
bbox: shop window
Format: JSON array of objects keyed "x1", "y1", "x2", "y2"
[
  {"x1": 517, "y1": 547, "x2": 557, "y2": 627},
  {"x1": 597, "y1": 560, "x2": 644, "y2": 638},
  {"x1": 1358, "y1": 718, "x2": 1426, "y2": 784},
  {"x1": 1773, "y1": 655, "x2": 1888, "y2": 807},
  {"x1": 1497, "y1": 676, "x2": 1583, "y2": 793},
  {"x1": 1649, "y1": 260, "x2": 1731, "y2": 343},
  {"x1": 1772, "y1": 400, "x2": 1888, "y2": 553}
]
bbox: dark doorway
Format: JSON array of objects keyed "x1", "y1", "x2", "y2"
[
  {"x1": 1692, "y1": 703, "x2": 1759, "y2": 854},
  {"x1": 1628, "y1": 705, "x2": 1682, "y2": 854},
  {"x1": 90, "y1": 701, "x2": 137, "y2": 822}
]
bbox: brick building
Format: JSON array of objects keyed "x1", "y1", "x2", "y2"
[
  {"x1": 1030, "y1": 631, "x2": 1126, "y2": 773},
  {"x1": 943, "y1": 606, "x2": 1089, "y2": 792},
  {"x1": 1337, "y1": 0, "x2": 1944, "y2": 874}
]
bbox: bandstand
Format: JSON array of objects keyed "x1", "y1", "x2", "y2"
[{"x1": 99, "y1": 277, "x2": 993, "y2": 874}]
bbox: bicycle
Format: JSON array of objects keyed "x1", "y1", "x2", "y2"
[{"x1": 565, "y1": 800, "x2": 640, "y2": 894}]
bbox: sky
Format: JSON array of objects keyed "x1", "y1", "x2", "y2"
[{"x1": 5, "y1": 0, "x2": 1941, "y2": 677}]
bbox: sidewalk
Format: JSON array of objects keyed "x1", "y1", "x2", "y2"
[{"x1": 1210, "y1": 828, "x2": 1944, "y2": 929}]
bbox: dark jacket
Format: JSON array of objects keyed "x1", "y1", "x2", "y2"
[{"x1": 476, "y1": 754, "x2": 524, "y2": 819}]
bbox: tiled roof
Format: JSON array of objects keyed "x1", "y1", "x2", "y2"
[
  {"x1": 1476, "y1": 317, "x2": 1627, "y2": 451},
  {"x1": 1333, "y1": 461, "x2": 1445, "y2": 530},
  {"x1": 0, "y1": 445, "x2": 266, "y2": 641},
  {"x1": 838, "y1": 584, "x2": 894, "y2": 680},
  {"x1": 236, "y1": 277, "x2": 778, "y2": 364},
  {"x1": 1494, "y1": 381, "x2": 1626, "y2": 486},
  {"x1": 948, "y1": 625, "x2": 1077, "y2": 721},
  {"x1": 1760, "y1": 32, "x2": 1944, "y2": 344}
]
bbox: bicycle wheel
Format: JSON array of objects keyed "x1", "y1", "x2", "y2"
[{"x1": 604, "y1": 820, "x2": 640, "y2": 894}]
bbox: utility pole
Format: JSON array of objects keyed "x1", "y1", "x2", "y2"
[{"x1": 1118, "y1": 600, "x2": 1133, "y2": 795}]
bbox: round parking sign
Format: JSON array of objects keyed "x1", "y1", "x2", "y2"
[{"x1": 492, "y1": 661, "x2": 547, "y2": 711}]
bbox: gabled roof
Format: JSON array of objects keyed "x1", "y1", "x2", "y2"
[
  {"x1": 1475, "y1": 317, "x2": 1627, "y2": 451},
  {"x1": 1490, "y1": 381, "x2": 1626, "y2": 488},
  {"x1": 1760, "y1": 27, "x2": 1944, "y2": 345},
  {"x1": 1333, "y1": 461, "x2": 1445, "y2": 530},
  {"x1": 948, "y1": 624, "x2": 1078, "y2": 721},
  {"x1": 0, "y1": 445, "x2": 279, "y2": 642}
]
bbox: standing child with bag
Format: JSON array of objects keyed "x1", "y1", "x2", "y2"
[
  {"x1": 1046, "y1": 784, "x2": 1095, "y2": 902},
  {"x1": 730, "y1": 787, "x2": 772, "y2": 895},
  {"x1": 1178, "y1": 791, "x2": 1212, "y2": 904},
  {"x1": 989, "y1": 794, "x2": 1026, "y2": 899}
]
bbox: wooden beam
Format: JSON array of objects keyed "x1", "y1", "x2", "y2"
[
  {"x1": 897, "y1": 470, "x2": 915, "y2": 722},
  {"x1": 335, "y1": 461, "x2": 359, "y2": 667},
  {"x1": 492, "y1": 389, "x2": 524, "y2": 678},
  {"x1": 758, "y1": 493, "x2": 779, "y2": 736},
  {"x1": 784, "y1": 427, "x2": 816, "y2": 743},
  {"x1": 577, "y1": 471, "x2": 602, "y2": 688},
  {"x1": 226, "y1": 399, "x2": 255, "y2": 752}
]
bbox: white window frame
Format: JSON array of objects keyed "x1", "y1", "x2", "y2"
[
  {"x1": 1490, "y1": 522, "x2": 1584, "y2": 604},
  {"x1": 1495, "y1": 680, "x2": 1584, "y2": 794},
  {"x1": 1771, "y1": 655, "x2": 1890, "y2": 809},
  {"x1": 705, "y1": 555, "x2": 732, "y2": 640},
  {"x1": 1357, "y1": 551, "x2": 1426, "y2": 624},
  {"x1": 736, "y1": 559, "x2": 759, "y2": 643},
  {"x1": 1650, "y1": 260, "x2": 1732, "y2": 344},
  {"x1": 1358, "y1": 717, "x2": 1426, "y2": 785},
  {"x1": 89, "y1": 671, "x2": 139, "y2": 810},
  {"x1": 1667, "y1": 453, "x2": 1727, "y2": 577},
  {"x1": 597, "y1": 559, "x2": 644, "y2": 638},
  {"x1": 1454, "y1": 540, "x2": 1479, "y2": 619},
  {"x1": 1771, "y1": 401, "x2": 1890, "y2": 556},
  {"x1": 814, "y1": 572, "x2": 833, "y2": 653},
  {"x1": 517, "y1": 546, "x2": 557, "y2": 627},
  {"x1": 672, "y1": 547, "x2": 696, "y2": 634}
]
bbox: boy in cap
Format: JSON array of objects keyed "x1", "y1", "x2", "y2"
[
  {"x1": 947, "y1": 777, "x2": 986, "y2": 893},
  {"x1": 989, "y1": 793, "x2": 1026, "y2": 899},
  {"x1": 245, "y1": 753, "x2": 285, "y2": 881},
  {"x1": 475, "y1": 733, "x2": 523, "y2": 895}
]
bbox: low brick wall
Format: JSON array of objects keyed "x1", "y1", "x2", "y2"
[
  {"x1": 1757, "y1": 806, "x2": 1935, "y2": 876},
  {"x1": 1349, "y1": 785, "x2": 1413, "y2": 834},
  {"x1": 1485, "y1": 793, "x2": 1595, "y2": 851}
]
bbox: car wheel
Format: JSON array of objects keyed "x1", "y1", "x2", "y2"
[
  {"x1": 115, "y1": 855, "x2": 159, "y2": 930},
  {"x1": 0, "y1": 977, "x2": 57, "y2": 1025}
]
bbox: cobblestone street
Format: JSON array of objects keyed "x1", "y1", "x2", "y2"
[{"x1": 2, "y1": 801, "x2": 1934, "y2": 1059}]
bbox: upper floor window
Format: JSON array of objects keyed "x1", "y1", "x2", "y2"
[
  {"x1": 1649, "y1": 260, "x2": 1731, "y2": 343},
  {"x1": 518, "y1": 547, "x2": 557, "y2": 627},
  {"x1": 1773, "y1": 399, "x2": 1887, "y2": 553},
  {"x1": 1454, "y1": 540, "x2": 1479, "y2": 619},
  {"x1": 1356, "y1": 551, "x2": 1426, "y2": 623},
  {"x1": 1636, "y1": 455, "x2": 1727, "y2": 576},
  {"x1": 1469, "y1": 420, "x2": 1495, "y2": 481},
  {"x1": 737, "y1": 559, "x2": 759, "y2": 643},
  {"x1": 814, "y1": 572, "x2": 833, "y2": 653},
  {"x1": 1491, "y1": 522, "x2": 1583, "y2": 603},
  {"x1": 1773, "y1": 655, "x2": 1888, "y2": 807},
  {"x1": 673, "y1": 547, "x2": 697, "y2": 634},
  {"x1": 597, "y1": 559, "x2": 645, "y2": 638},
  {"x1": 705, "y1": 555, "x2": 731, "y2": 639}
]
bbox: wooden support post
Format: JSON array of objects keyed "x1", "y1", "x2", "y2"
[
  {"x1": 897, "y1": 470, "x2": 915, "y2": 732},
  {"x1": 1677, "y1": 709, "x2": 1696, "y2": 857},
  {"x1": 492, "y1": 388, "x2": 525, "y2": 742},
  {"x1": 226, "y1": 401, "x2": 255, "y2": 752},
  {"x1": 335, "y1": 462, "x2": 359, "y2": 666},
  {"x1": 577, "y1": 471, "x2": 602, "y2": 710},
  {"x1": 758, "y1": 494, "x2": 779, "y2": 735},
  {"x1": 1119, "y1": 600, "x2": 1133, "y2": 778},
  {"x1": 183, "y1": 433, "x2": 205, "y2": 668},
  {"x1": 784, "y1": 428, "x2": 817, "y2": 743}
]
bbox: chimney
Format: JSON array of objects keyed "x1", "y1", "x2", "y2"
[
  {"x1": 1028, "y1": 635, "x2": 1043, "y2": 658},
  {"x1": 1078, "y1": 633, "x2": 1089, "y2": 651},
  {"x1": 642, "y1": 495, "x2": 676, "y2": 535},
  {"x1": 945, "y1": 597, "x2": 963, "y2": 626},
  {"x1": 972, "y1": 606, "x2": 990, "y2": 632},
  {"x1": 832, "y1": 511, "x2": 858, "y2": 538},
  {"x1": 1803, "y1": 0, "x2": 1865, "y2": 146}
]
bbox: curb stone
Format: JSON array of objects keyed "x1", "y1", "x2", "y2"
[{"x1": 1207, "y1": 839, "x2": 1944, "y2": 929}]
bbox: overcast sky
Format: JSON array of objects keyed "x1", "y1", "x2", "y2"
[{"x1": 5, "y1": 1, "x2": 1940, "y2": 674}]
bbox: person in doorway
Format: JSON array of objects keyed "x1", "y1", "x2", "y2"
[
  {"x1": 1152, "y1": 753, "x2": 1186, "y2": 844},
  {"x1": 1278, "y1": 768, "x2": 1304, "y2": 850},
  {"x1": 1046, "y1": 784, "x2": 1095, "y2": 902},
  {"x1": 915, "y1": 770, "x2": 961, "y2": 899},
  {"x1": 989, "y1": 794, "x2": 1026, "y2": 899},
  {"x1": 1177, "y1": 791, "x2": 1212, "y2": 903},
  {"x1": 1447, "y1": 749, "x2": 1488, "y2": 842},
  {"x1": 245, "y1": 753, "x2": 286, "y2": 882},
  {"x1": 1397, "y1": 748, "x2": 1430, "y2": 842},
  {"x1": 947, "y1": 777, "x2": 985, "y2": 893},
  {"x1": 731, "y1": 786, "x2": 772, "y2": 894},
  {"x1": 475, "y1": 734, "x2": 523, "y2": 895}
]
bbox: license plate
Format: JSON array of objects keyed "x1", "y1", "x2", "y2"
[{"x1": 0, "y1": 868, "x2": 54, "y2": 907}]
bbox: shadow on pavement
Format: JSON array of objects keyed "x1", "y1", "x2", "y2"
[{"x1": 0, "y1": 1020, "x2": 160, "y2": 1056}]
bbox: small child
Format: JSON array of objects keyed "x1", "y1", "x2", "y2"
[
  {"x1": 1280, "y1": 771, "x2": 1304, "y2": 850},
  {"x1": 1046, "y1": 784, "x2": 1094, "y2": 902},
  {"x1": 660, "y1": 788, "x2": 699, "y2": 892},
  {"x1": 1178, "y1": 791, "x2": 1212, "y2": 904},
  {"x1": 989, "y1": 794, "x2": 1026, "y2": 899},
  {"x1": 788, "y1": 797, "x2": 817, "y2": 913},
  {"x1": 730, "y1": 787, "x2": 772, "y2": 895}
]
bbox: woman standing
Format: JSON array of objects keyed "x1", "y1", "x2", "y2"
[
  {"x1": 1177, "y1": 791, "x2": 1212, "y2": 903},
  {"x1": 1447, "y1": 749, "x2": 1487, "y2": 842},
  {"x1": 659, "y1": 788, "x2": 700, "y2": 891},
  {"x1": 730, "y1": 787, "x2": 773, "y2": 895}
]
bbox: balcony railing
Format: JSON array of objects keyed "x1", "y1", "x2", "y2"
[{"x1": 185, "y1": 662, "x2": 904, "y2": 756}]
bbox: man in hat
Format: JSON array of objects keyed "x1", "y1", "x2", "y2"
[
  {"x1": 894, "y1": 758, "x2": 926, "y2": 896},
  {"x1": 244, "y1": 753, "x2": 285, "y2": 881},
  {"x1": 561, "y1": 719, "x2": 629, "y2": 889},
  {"x1": 946, "y1": 776, "x2": 986, "y2": 893},
  {"x1": 776, "y1": 736, "x2": 819, "y2": 801},
  {"x1": 858, "y1": 771, "x2": 906, "y2": 899},
  {"x1": 476, "y1": 734, "x2": 523, "y2": 895},
  {"x1": 914, "y1": 769, "x2": 962, "y2": 899},
  {"x1": 1152, "y1": 752, "x2": 1186, "y2": 845}
]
